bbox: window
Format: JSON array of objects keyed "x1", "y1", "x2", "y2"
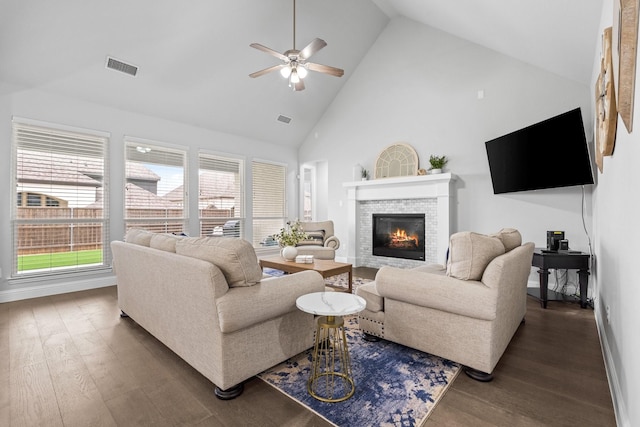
[
  {"x1": 301, "y1": 166, "x2": 314, "y2": 221},
  {"x1": 124, "y1": 139, "x2": 187, "y2": 234},
  {"x1": 18, "y1": 193, "x2": 66, "y2": 207},
  {"x1": 199, "y1": 152, "x2": 244, "y2": 237},
  {"x1": 252, "y1": 160, "x2": 286, "y2": 248},
  {"x1": 12, "y1": 119, "x2": 110, "y2": 277}
]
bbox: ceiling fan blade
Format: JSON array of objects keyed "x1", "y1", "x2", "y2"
[
  {"x1": 250, "y1": 43, "x2": 288, "y2": 61},
  {"x1": 306, "y1": 62, "x2": 344, "y2": 77},
  {"x1": 299, "y1": 38, "x2": 327, "y2": 60},
  {"x1": 293, "y1": 79, "x2": 305, "y2": 91},
  {"x1": 249, "y1": 64, "x2": 286, "y2": 78}
]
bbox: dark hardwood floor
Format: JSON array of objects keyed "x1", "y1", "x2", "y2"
[{"x1": 0, "y1": 268, "x2": 616, "y2": 426}]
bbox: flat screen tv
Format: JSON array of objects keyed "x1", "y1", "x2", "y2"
[{"x1": 485, "y1": 108, "x2": 594, "y2": 194}]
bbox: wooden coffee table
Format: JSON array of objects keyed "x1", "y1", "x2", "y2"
[{"x1": 259, "y1": 256, "x2": 353, "y2": 293}]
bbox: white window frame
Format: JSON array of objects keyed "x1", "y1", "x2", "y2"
[
  {"x1": 11, "y1": 117, "x2": 111, "y2": 279},
  {"x1": 198, "y1": 150, "x2": 245, "y2": 238},
  {"x1": 300, "y1": 164, "x2": 316, "y2": 221},
  {"x1": 124, "y1": 137, "x2": 188, "y2": 234},
  {"x1": 252, "y1": 159, "x2": 287, "y2": 249}
]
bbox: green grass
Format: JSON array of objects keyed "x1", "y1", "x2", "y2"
[{"x1": 18, "y1": 249, "x2": 103, "y2": 272}]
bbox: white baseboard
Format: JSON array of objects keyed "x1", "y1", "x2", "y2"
[
  {"x1": 596, "y1": 306, "x2": 629, "y2": 427},
  {"x1": 0, "y1": 275, "x2": 116, "y2": 303}
]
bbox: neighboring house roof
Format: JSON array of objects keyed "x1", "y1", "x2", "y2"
[
  {"x1": 126, "y1": 162, "x2": 161, "y2": 181},
  {"x1": 164, "y1": 170, "x2": 236, "y2": 202},
  {"x1": 17, "y1": 150, "x2": 161, "y2": 186},
  {"x1": 124, "y1": 183, "x2": 182, "y2": 209},
  {"x1": 87, "y1": 183, "x2": 181, "y2": 209},
  {"x1": 18, "y1": 149, "x2": 180, "y2": 209},
  {"x1": 18, "y1": 149, "x2": 102, "y2": 186}
]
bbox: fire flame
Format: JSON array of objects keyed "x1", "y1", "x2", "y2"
[{"x1": 389, "y1": 228, "x2": 419, "y2": 246}]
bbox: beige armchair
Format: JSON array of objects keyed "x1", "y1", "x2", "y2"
[
  {"x1": 295, "y1": 220, "x2": 341, "y2": 260},
  {"x1": 356, "y1": 228, "x2": 534, "y2": 381}
]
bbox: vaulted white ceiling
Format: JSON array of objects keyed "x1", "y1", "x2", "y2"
[{"x1": 0, "y1": 0, "x2": 603, "y2": 148}]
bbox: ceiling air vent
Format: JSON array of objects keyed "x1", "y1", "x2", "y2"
[
  {"x1": 277, "y1": 115, "x2": 292, "y2": 124},
  {"x1": 105, "y1": 56, "x2": 138, "y2": 77}
]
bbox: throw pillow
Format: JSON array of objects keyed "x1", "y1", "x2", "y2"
[
  {"x1": 490, "y1": 228, "x2": 522, "y2": 252},
  {"x1": 297, "y1": 230, "x2": 325, "y2": 246},
  {"x1": 446, "y1": 231, "x2": 505, "y2": 280},
  {"x1": 175, "y1": 237, "x2": 263, "y2": 287},
  {"x1": 150, "y1": 233, "x2": 183, "y2": 253},
  {"x1": 124, "y1": 228, "x2": 153, "y2": 247}
]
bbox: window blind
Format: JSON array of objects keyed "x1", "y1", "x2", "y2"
[
  {"x1": 199, "y1": 153, "x2": 244, "y2": 237},
  {"x1": 12, "y1": 119, "x2": 110, "y2": 278},
  {"x1": 252, "y1": 160, "x2": 286, "y2": 247},
  {"x1": 124, "y1": 139, "x2": 187, "y2": 234}
]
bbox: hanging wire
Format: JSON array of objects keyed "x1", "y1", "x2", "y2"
[{"x1": 581, "y1": 185, "x2": 595, "y2": 306}]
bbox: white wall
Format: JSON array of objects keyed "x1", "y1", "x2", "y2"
[
  {"x1": 0, "y1": 8, "x2": 635, "y2": 425},
  {"x1": 0, "y1": 84, "x2": 299, "y2": 299},
  {"x1": 299, "y1": 13, "x2": 639, "y2": 425},
  {"x1": 592, "y1": 2, "x2": 640, "y2": 426},
  {"x1": 300, "y1": 17, "x2": 593, "y2": 286}
]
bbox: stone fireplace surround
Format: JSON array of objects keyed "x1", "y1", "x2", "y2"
[{"x1": 343, "y1": 174, "x2": 455, "y2": 269}]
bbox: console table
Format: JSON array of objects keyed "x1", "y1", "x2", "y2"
[{"x1": 528, "y1": 248, "x2": 590, "y2": 309}]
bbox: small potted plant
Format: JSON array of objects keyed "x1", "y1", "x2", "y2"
[
  {"x1": 275, "y1": 219, "x2": 308, "y2": 260},
  {"x1": 361, "y1": 167, "x2": 370, "y2": 181},
  {"x1": 429, "y1": 155, "x2": 448, "y2": 174}
]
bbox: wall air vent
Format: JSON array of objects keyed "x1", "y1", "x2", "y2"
[
  {"x1": 105, "y1": 56, "x2": 138, "y2": 77},
  {"x1": 277, "y1": 115, "x2": 292, "y2": 124}
]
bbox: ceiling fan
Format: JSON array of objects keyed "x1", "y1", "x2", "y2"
[{"x1": 249, "y1": 0, "x2": 344, "y2": 91}]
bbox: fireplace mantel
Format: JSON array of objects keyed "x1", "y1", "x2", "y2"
[
  {"x1": 343, "y1": 173, "x2": 455, "y2": 199},
  {"x1": 343, "y1": 173, "x2": 456, "y2": 267}
]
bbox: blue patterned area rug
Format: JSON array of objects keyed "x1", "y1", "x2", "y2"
[{"x1": 257, "y1": 316, "x2": 460, "y2": 427}]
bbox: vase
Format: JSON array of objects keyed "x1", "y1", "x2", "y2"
[
  {"x1": 281, "y1": 245, "x2": 298, "y2": 261},
  {"x1": 352, "y1": 164, "x2": 362, "y2": 181},
  {"x1": 430, "y1": 168, "x2": 442, "y2": 174}
]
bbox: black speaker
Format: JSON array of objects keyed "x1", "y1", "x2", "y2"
[{"x1": 546, "y1": 231, "x2": 565, "y2": 251}]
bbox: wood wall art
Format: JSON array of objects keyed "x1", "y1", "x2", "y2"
[
  {"x1": 595, "y1": 27, "x2": 618, "y2": 173},
  {"x1": 612, "y1": 0, "x2": 639, "y2": 133},
  {"x1": 374, "y1": 143, "x2": 419, "y2": 179}
]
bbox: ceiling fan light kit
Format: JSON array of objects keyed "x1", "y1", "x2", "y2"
[
  {"x1": 296, "y1": 66, "x2": 308, "y2": 78},
  {"x1": 249, "y1": 0, "x2": 344, "y2": 91},
  {"x1": 290, "y1": 70, "x2": 300, "y2": 84},
  {"x1": 280, "y1": 67, "x2": 292, "y2": 78}
]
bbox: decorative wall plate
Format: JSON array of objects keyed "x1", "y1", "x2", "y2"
[
  {"x1": 374, "y1": 143, "x2": 419, "y2": 179},
  {"x1": 595, "y1": 26, "x2": 618, "y2": 173},
  {"x1": 613, "y1": 0, "x2": 639, "y2": 133}
]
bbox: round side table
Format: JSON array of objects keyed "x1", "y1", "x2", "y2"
[{"x1": 296, "y1": 292, "x2": 366, "y2": 403}]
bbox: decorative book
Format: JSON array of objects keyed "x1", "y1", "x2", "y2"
[{"x1": 295, "y1": 255, "x2": 314, "y2": 264}]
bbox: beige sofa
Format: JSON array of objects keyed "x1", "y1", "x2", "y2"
[
  {"x1": 356, "y1": 229, "x2": 534, "y2": 380},
  {"x1": 111, "y1": 230, "x2": 325, "y2": 399},
  {"x1": 295, "y1": 220, "x2": 341, "y2": 260}
]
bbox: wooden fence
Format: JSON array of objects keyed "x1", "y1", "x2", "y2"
[
  {"x1": 16, "y1": 207, "x2": 235, "y2": 255},
  {"x1": 17, "y1": 208, "x2": 104, "y2": 255}
]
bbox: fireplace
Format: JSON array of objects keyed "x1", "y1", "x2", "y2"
[
  {"x1": 344, "y1": 174, "x2": 454, "y2": 267},
  {"x1": 372, "y1": 213, "x2": 426, "y2": 261}
]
